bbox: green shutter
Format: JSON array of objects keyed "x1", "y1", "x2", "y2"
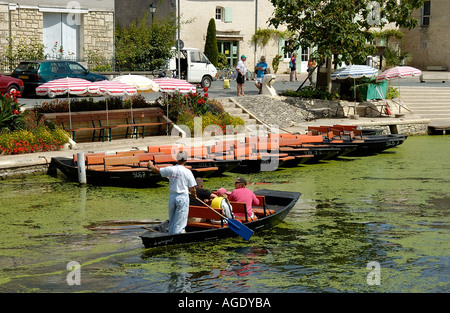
[
  {"x1": 278, "y1": 38, "x2": 285, "y2": 56},
  {"x1": 224, "y1": 7, "x2": 232, "y2": 23}
]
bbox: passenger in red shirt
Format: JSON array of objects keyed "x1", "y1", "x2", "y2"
[{"x1": 228, "y1": 177, "x2": 259, "y2": 220}]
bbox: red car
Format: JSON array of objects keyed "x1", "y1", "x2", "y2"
[{"x1": 0, "y1": 73, "x2": 24, "y2": 95}]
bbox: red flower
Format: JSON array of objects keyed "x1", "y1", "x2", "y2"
[
  {"x1": 13, "y1": 109, "x2": 19, "y2": 115},
  {"x1": 204, "y1": 93, "x2": 208, "y2": 98},
  {"x1": 203, "y1": 87, "x2": 208, "y2": 92}
]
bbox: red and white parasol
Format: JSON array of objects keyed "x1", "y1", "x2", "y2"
[
  {"x1": 36, "y1": 78, "x2": 95, "y2": 129},
  {"x1": 88, "y1": 81, "x2": 138, "y2": 126},
  {"x1": 376, "y1": 66, "x2": 421, "y2": 82},
  {"x1": 153, "y1": 78, "x2": 197, "y2": 94},
  {"x1": 376, "y1": 66, "x2": 421, "y2": 113},
  {"x1": 88, "y1": 80, "x2": 137, "y2": 97},
  {"x1": 153, "y1": 78, "x2": 197, "y2": 124},
  {"x1": 36, "y1": 77, "x2": 92, "y2": 97}
]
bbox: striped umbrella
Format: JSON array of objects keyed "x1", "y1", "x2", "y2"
[
  {"x1": 36, "y1": 77, "x2": 92, "y2": 97},
  {"x1": 88, "y1": 81, "x2": 138, "y2": 126},
  {"x1": 36, "y1": 77, "x2": 93, "y2": 129},
  {"x1": 112, "y1": 74, "x2": 159, "y2": 93},
  {"x1": 153, "y1": 78, "x2": 197, "y2": 123},
  {"x1": 152, "y1": 78, "x2": 197, "y2": 94},
  {"x1": 88, "y1": 80, "x2": 137, "y2": 96},
  {"x1": 376, "y1": 66, "x2": 421, "y2": 82},
  {"x1": 331, "y1": 65, "x2": 379, "y2": 115},
  {"x1": 376, "y1": 66, "x2": 421, "y2": 113},
  {"x1": 331, "y1": 65, "x2": 378, "y2": 80}
]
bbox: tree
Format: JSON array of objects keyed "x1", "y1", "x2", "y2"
[
  {"x1": 204, "y1": 18, "x2": 218, "y2": 67},
  {"x1": 269, "y1": 0, "x2": 424, "y2": 89},
  {"x1": 115, "y1": 13, "x2": 177, "y2": 71}
]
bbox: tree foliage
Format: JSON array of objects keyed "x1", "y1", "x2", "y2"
[
  {"x1": 204, "y1": 19, "x2": 219, "y2": 67},
  {"x1": 269, "y1": 0, "x2": 424, "y2": 66},
  {"x1": 115, "y1": 13, "x2": 177, "y2": 71}
]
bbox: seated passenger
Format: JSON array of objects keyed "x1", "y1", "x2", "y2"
[
  {"x1": 188, "y1": 177, "x2": 217, "y2": 223},
  {"x1": 228, "y1": 177, "x2": 259, "y2": 220}
]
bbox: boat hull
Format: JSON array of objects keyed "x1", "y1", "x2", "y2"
[
  {"x1": 51, "y1": 157, "x2": 163, "y2": 187},
  {"x1": 139, "y1": 189, "x2": 301, "y2": 248}
]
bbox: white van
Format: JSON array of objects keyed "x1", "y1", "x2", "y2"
[{"x1": 169, "y1": 47, "x2": 218, "y2": 88}]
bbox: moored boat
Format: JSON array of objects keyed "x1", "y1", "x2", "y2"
[
  {"x1": 308, "y1": 125, "x2": 408, "y2": 156},
  {"x1": 50, "y1": 156, "x2": 164, "y2": 187},
  {"x1": 139, "y1": 189, "x2": 301, "y2": 248}
]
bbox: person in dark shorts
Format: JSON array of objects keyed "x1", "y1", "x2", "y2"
[{"x1": 236, "y1": 55, "x2": 247, "y2": 96}]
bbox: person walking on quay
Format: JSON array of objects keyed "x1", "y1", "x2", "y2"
[
  {"x1": 147, "y1": 151, "x2": 197, "y2": 234},
  {"x1": 307, "y1": 58, "x2": 317, "y2": 86},
  {"x1": 254, "y1": 56, "x2": 268, "y2": 94},
  {"x1": 236, "y1": 55, "x2": 247, "y2": 96},
  {"x1": 289, "y1": 53, "x2": 298, "y2": 82}
]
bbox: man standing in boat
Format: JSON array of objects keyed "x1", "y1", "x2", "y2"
[{"x1": 147, "y1": 151, "x2": 197, "y2": 234}]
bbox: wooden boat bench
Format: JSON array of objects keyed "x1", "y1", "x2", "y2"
[
  {"x1": 152, "y1": 154, "x2": 219, "y2": 174},
  {"x1": 85, "y1": 155, "x2": 141, "y2": 171},
  {"x1": 187, "y1": 205, "x2": 226, "y2": 229},
  {"x1": 253, "y1": 195, "x2": 275, "y2": 217},
  {"x1": 230, "y1": 202, "x2": 258, "y2": 222}
]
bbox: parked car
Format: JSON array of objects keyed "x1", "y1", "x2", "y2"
[
  {"x1": 11, "y1": 60, "x2": 107, "y2": 95},
  {"x1": 0, "y1": 74, "x2": 24, "y2": 95}
]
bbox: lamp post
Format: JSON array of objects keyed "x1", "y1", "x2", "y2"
[
  {"x1": 177, "y1": 0, "x2": 181, "y2": 79},
  {"x1": 149, "y1": 2, "x2": 157, "y2": 21}
]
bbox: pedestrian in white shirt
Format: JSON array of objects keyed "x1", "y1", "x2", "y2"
[
  {"x1": 148, "y1": 151, "x2": 197, "y2": 234},
  {"x1": 236, "y1": 55, "x2": 247, "y2": 96}
]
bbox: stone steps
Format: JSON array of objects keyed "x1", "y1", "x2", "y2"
[
  {"x1": 397, "y1": 86, "x2": 450, "y2": 126},
  {"x1": 218, "y1": 97, "x2": 260, "y2": 126}
]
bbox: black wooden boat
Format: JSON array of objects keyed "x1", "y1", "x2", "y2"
[
  {"x1": 50, "y1": 156, "x2": 164, "y2": 187},
  {"x1": 308, "y1": 125, "x2": 408, "y2": 156},
  {"x1": 139, "y1": 189, "x2": 301, "y2": 248},
  {"x1": 50, "y1": 156, "x2": 219, "y2": 187},
  {"x1": 323, "y1": 134, "x2": 408, "y2": 156}
]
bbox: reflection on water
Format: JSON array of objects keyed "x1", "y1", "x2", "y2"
[{"x1": 0, "y1": 136, "x2": 449, "y2": 292}]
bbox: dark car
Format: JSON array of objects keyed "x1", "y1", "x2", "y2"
[
  {"x1": 0, "y1": 74, "x2": 24, "y2": 95},
  {"x1": 11, "y1": 60, "x2": 107, "y2": 95}
]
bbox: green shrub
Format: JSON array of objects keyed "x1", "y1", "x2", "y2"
[
  {"x1": 386, "y1": 86, "x2": 399, "y2": 99},
  {"x1": 0, "y1": 90, "x2": 24, "y2": 131},
  {"x1": 282, "y1": 86, "x2": 340, "y2": 100},
  {"x1": 156, "y1": 91, "x2": 245, "y2": 136}
]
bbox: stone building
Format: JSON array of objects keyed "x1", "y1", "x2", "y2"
[
  {"x1": 116, "y1": 0, "x2": 304, "y2": 75},
  {"x1": 401, "y1": 0, "x2": 450, "y2": 70},
  {"x1": 0, "y1": 0, "x2": 115, "y2": 65}
]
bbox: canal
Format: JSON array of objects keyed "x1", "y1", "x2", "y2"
[{"x1": 0, "y1": 135, "x2": 448, "y2": 293}]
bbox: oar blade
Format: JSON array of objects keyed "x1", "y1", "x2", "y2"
[{"x1": 227, "y1": 218, "x2": 254, "y2": 241}]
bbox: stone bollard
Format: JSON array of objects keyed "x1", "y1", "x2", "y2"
[
  {"x1": 261, "y1": 74, "x2": 277, "y2": 96},
  {"x1": 77, "y1": 153, "x2": 87, "y2": 184}
]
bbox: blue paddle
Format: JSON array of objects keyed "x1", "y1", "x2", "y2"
[{"x1": 196, "y1": 197, "x2": 254, "y2": 241}]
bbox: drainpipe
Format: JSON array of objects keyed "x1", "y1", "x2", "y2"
[{"x1": 254, "y1": 0, "x2": 258, "y2": 69}]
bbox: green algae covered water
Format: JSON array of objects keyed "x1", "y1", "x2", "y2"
[{"x1": 0, "y1": 136, "x2": 449, "y2": 293}]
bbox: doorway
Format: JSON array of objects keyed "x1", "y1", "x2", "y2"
[
  {"x1": 43, "y1": 13, "x2": 80, "y2": 60},
  {"x1": 217, "y1": 41, "x2": 239, "y2": 68}
]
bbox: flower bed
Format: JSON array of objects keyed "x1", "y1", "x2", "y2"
[
  {"x1": 0, "y1": 92, "x2": 69, "y2": 155},
  {"x1": 156, "y1": 88, "x2": 245, "y2": 135},
  {"x1": 0, "y1": 127, "x2": 69, "y2": 155}
]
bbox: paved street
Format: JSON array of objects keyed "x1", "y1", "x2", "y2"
[{"x1": 18, "y1": 73, "x2": 310, "y2": 109}]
